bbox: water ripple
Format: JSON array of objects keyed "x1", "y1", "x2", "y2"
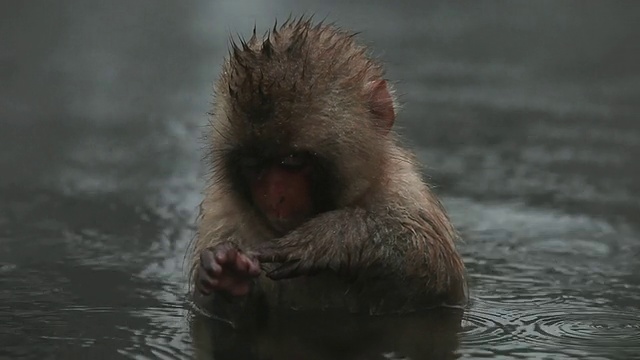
[
  {"x1": 459, "y1": 306, "x2": 517, "y2": 346},
  {"x1": 461, "y1": 299, "x2": 640, "y2": 358},
  {"x1": 516, "y1": 307, "x2": 640, "y2": 352}
]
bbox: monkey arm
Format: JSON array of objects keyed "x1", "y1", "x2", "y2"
[
  {"x1": 255, "y1": 206, "x2": 461, "y2": 285},
  {"x1": 255, "y1": 207, "x2": 385, "y2": 279}
]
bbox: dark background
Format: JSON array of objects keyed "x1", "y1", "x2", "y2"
[{"x1": 1, "y1": 1, "x2": 639, "y2": 359}]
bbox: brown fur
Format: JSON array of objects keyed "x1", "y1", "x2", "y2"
[{"x1": 189, "y1": 17, "x2": 467, "y2": 314}]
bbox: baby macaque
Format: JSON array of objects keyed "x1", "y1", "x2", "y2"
[{"x1": 190, "y1": 17, "x2": 466, "y2": 315}]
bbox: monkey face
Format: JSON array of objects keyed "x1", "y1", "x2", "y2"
[
  {"x1": 224, "y1": 147, "x2": 337, "y2": 234},
  {"x1": 209, "y1": 19, "x2": 397, "y2": 231}
]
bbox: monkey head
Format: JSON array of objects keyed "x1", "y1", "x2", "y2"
[{"x1": 208, "y1": 19, "x2": 397, "y2": 234}]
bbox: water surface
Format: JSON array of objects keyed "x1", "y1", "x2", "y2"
[{"x1": 1, "y1": 1, "x2": 639, "y2": 359}]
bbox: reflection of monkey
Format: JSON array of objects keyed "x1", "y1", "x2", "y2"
[
  {"x1": 190, "y1": 308, "x2": 463, "y2": 360},
  {"x1": 190, "y1": 17, "x2": 467, "y2": 315}
]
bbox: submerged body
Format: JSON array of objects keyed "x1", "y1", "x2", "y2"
[{"x1": 190, "y1": 18, "x2": 467, "y2": 316}]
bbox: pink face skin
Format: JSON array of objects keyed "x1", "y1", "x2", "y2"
[{"x1": 250, "y1": 155, "x2": 314, "y2": 234}]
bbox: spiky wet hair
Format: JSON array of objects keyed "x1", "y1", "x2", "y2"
[
  {"x1": 209, "y1": 17, "x2": 398, "y2": 206},
  {"x1": 224, "y1": 17, "x2": 384, "y2": 119}
]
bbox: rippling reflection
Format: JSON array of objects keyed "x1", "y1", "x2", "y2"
[
  {"x1": 460, "y1": 300, "x2": 640, "y2": 359},
  {"x1": 191, "y1": 309, "x2": 463, "y2": 360},
  {"x1": 452, "y1": 197, "x2": 640, "y2": 359}
]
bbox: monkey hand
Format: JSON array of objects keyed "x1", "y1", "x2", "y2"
[
  {"x1": 255, "y1": 239, "x2": 335, "y2": 280},
  {"x1": 196, "y1": 242, "x2": 262, "y2": 297}
]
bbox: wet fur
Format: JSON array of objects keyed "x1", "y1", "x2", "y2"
[{"x1": 189, "y1": 17, "x2": 467, "y2": 314}]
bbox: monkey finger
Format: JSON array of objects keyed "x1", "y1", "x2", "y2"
[
  {"x1": 234, "y1": 253, "x2": 262, "y2": 277},
  {"x1": 215, "y1": 246, "x2": 238, "y2": 265},
  {"x1": 246, "y1": 259, "x2": 262, "y2": 277},
  {"x1": 233, "y1": 253, "x2": 247, "y2": 272},
  {"x1": 244, "y1": 250, "x2": 259, "y2": 260},
  {"x1": 244, "y1": 251, "x2": 263, "y2": 275},
  {"x1": 199, "y1": 249, "x2": 222, "y2": 276},
  {"x1": 196, "y1": 266, "x2": 219, "y2": 295}
]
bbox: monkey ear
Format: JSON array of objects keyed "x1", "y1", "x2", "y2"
[{"x1": 367, "y1": 79, "x2": 395, "y2": 134}]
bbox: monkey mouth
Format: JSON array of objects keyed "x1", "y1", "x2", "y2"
[
  {"x1": 266, "y1": 214, "x2": 303, "y2": 234},
  {"x1": 267, "y1": 218, "x2": 292, "y2": 234}
]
